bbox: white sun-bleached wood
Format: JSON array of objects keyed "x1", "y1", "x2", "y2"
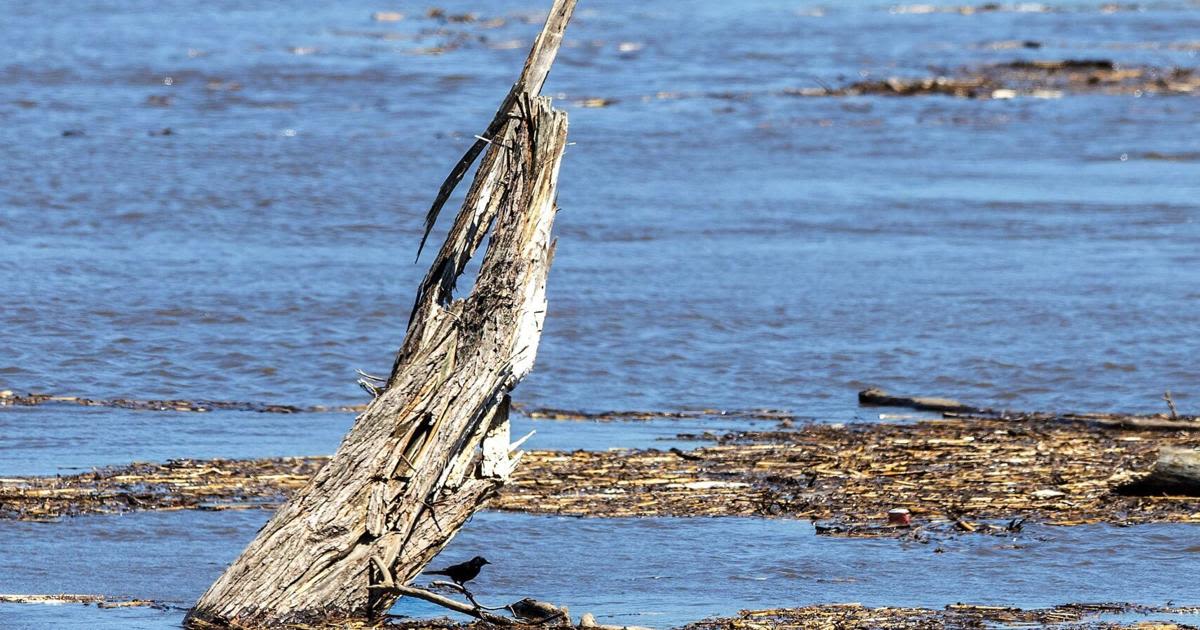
[{"x1": 186, "y1": 1, "x2": 575, "y2": 625}]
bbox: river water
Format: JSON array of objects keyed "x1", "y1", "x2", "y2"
[
  {"x1": 2, "y1": 511, "x2": 1199, "y2": 628},
  {"x1": 1, "y1": 0, "x2": 1198, "y2": 626},
  {"x1": 3, "y1": 0, "x2": 1198, "y2": 418}
]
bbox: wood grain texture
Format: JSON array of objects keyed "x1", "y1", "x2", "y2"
[
  {"x1": 185, "y1": 3, "x2": 573, "y2": 625},
  {"x1": 415, "y1": 0, "x2": 576, "y2": 260}
]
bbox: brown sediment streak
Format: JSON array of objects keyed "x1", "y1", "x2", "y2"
[{"x1": 4, "y1": 415, "x2": 1199, "y2": 534}]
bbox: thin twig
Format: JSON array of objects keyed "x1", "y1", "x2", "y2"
[
  {"x1": 420, "y1": 496, "x2": 444, "y2": 532},
  {"x1": 474, "y1": 134, "x2": 514, "y2": 150},
  {"x1": 1164, "y1": 390, "x2": 1180, "y2": 420},
  {"x1": 356, "y1": 369, "x2": 388, "y2": 384},
  {"x1": 428, "y1": 580, "x2": 510, "y2": 611}
]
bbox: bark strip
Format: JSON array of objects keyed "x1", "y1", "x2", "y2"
[{"x1": 186, "y1": 2, "x2": 574, "y2": 625}]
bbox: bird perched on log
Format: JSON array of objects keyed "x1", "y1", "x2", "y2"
[{"x1": 425, "y1": 556, "x2": 490, "y2": 586}]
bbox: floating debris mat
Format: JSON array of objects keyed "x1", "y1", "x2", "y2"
[
  {"x1": 680, "y1": 602, "x2": 1200, "y2": 630},
  {"x1": 0, "y1": 593, "x2": 160, "y2": 609},
  {"x1": 501, "y1": 417, "x2": 1200, "y2": 527},
  {"x1": 0, "y1": 389, "x2": 790, "y2": 421},
  {"x1": 3, "y1": 417, "x2": 1199, "y2": 530},
  {"x1": 818, "y1": 60, "x2": 1200, "y2": 99},
  {"x1": 0, "y1": 458, "x2": 325, "y2": 520},
  {"x1": 0, "y1": 390, "x2": 364, "y2": 413},
  {"x1": 513, "y1": 405, "x2": 794, "y2": 422},
  {"x1": 643, "y1": 59, "x2": 1200, "y2": 103}
]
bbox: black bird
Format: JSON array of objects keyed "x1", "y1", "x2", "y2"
[{"x1": 425, "y1": 556, "x2": 490, "y2": 586}]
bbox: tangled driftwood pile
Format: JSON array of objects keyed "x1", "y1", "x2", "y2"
[
  {"x1": 0, "y1": 388, "x2": 794, "y2": 422},
  {"x1": 0, "y1": 389, "x2": 363, "y2": 413},
  {"x1": 681, "y1": 603, "x2": 1200, "y2": 630},
  {"x1": 4, "y1": 415, "x2": 1198, "y2": 532},
  {"x1": 823, "y1": 60, "x2": 1200, "y2": 99},
  {"x1": 502, "y1": 416, "x2": 1200, "y2": 528},
  {"x1": 0, "y1": 458, "x2": 322, "y2": 520},
  {"x1": 2, "y1": 596, "x2": 1195, "y2": 629},
  {"x1": 0, "y1": 593, "x2": 159, "y2": 609}
]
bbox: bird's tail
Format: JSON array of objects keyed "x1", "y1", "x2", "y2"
[{"x1": 424, "y1": 569, "x2": 449, "y2": 576}]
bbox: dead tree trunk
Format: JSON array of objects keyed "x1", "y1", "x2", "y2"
[{"x1": 186, "y1": 2, "x2": 575, "y2": 625}]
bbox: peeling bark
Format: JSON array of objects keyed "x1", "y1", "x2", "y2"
[{"x1": 185, "y1": 2, "x2": 574, "y2": 625}]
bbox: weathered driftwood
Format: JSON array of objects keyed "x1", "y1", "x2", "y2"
[
  {"x1": 857, "y1": 387, "x2": 987, "y2": 414},
  {"x1": 1045, "y1": 412, "x2": 1200, "y2": 432},
  {"x1": 1118, "y1": 448, "x2": 1200, "y2": 496},
  {"x1": 185, "y1": 2, "x2": 574, "y2": 625},
  {"x1": 387, "y1": 584, "x2": 578, "y2": 627},
  {"x1": 391, "y1": 585, "x2": 517, "y2": 626},
  {"x1": 862, "y1": 387, "x2": 1200, "y2": 431}
]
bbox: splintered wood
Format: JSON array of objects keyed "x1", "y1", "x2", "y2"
[
  {"x1": 4, "y1": 417, "x2": 1199, "y2": 532},
  {"x1": 185, "y1": 0, "x2": 575, "y2": 623}
]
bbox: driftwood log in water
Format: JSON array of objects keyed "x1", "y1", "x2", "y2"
[
  {"x1": 860, "y1": 387, "x2": 1200, "y2": 431},
  {"x1": 1118, "y1": 447, "x2": 1200, "y2": 497},
  {"x1": 186, "y1": 2, "x2": 574, "y2": 626},
  {"x1": 857, "y1": 387, "x2": 987, "y2": 414}
]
